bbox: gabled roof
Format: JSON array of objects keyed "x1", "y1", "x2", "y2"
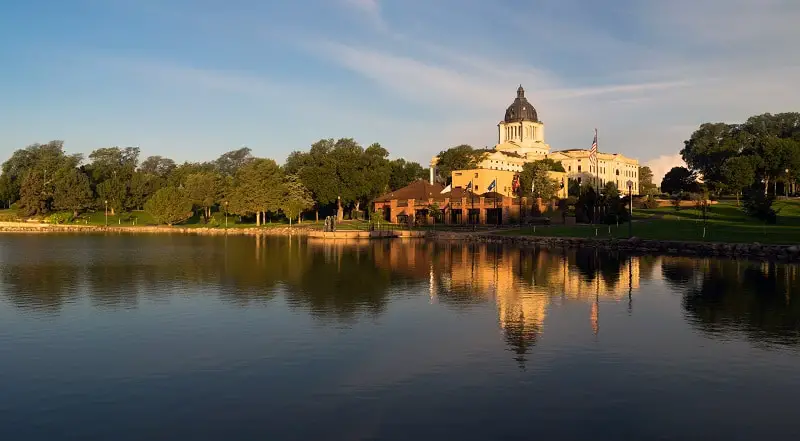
[{"x1": 374, "y1": 179, "x2": 445, "y2": 202}]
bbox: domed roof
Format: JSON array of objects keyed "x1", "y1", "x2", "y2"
[{"x1": 504, "y1": 85, "x2": 539, "y2": 123}]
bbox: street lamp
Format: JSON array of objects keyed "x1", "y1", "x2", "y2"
[
  {"x1": 786, "y1": 168, "x2": 790, "y2": 197},
  {"x1": 626, "y1": 180, "x2": 633, "y2": 237},
  {"x1": 104, "y1": 200, "x2": 108, "y2": 227}
]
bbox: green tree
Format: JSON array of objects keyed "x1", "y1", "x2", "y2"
[
  {"x1": 128, "y1": 171, "x2": 165, "y2": 210},
  {"x1": 287, "y1": 138, "x2": 388, "y2": 220},
  {"x1": 519, "y1": 161, "x2": 559, "y2": 200},
  {"x1": 661, "y1": 167, "x2": 699, "y2": 194},
  {"x1": 139, "y1": 156, "x2": 176, "y2": 178},
  {"x1": 281, "y1": 174, "x2": 314, "y2": 225},
  {"x1": 428, "y1": 202, "x2": 442, "y2": 225},
  {"x1": 742, "y1": 188, "x2": 777, "y2": 224},
  {"x1": 638, "y1": 166, "x2": 657, "y2": 195},
  {"x1": 185, "y1": 172, "x2": 221, "y2": 221},
  {"x1": 167, "y1": 161, "x2": 216, "y2": 187},
  {"x1": 52, "y1": 169, "x2": 93, "y2": 217},
  {"x1": 18, "y1": 171, "x2": 50, "y2": 216},
  {"x1": 3, "y1": 141, "x2": 81, "y2": 214},
  {"x1": 434, "y1": 145, "x2": 488, "y2": 184},
  {"x1": 388, "y1": 158, "x2": 426, "y2": 190},
  {"x1": 214, "y1": 147, "x2": 253, "y2": 177},
  {"x1": 144, "y1": 187, "x2": 193, "y2": 225},
  {"x1": 95, "y1": 175, "x2": 126, "y2": 215},
  {"x1": 87, "y1": 147, "x2": 140, "y2": 213},
  {"x1": 681, "y1": 123, "x2": 741, "y2": 191},
  {"x1": 286, "y1": 140, "x2": 340, "y2": 217},
  {"x1": 535, "y1": 158, "x2": 566, "y2": 172},
  {"x1": 228, "y1": 158, "x2": 284, "y2": 226},
  {"x1": 721, "y1": 156, "x2": 755, "y2": 205},
  {"x1": 603, "y1": 181, "x2": 620, "y2": 198},
  {"x1": 357, "y1": 143, "x2": 392, "y2": 216},
  {"x1": 0, "y1": 174, "x2": 14, "y2": 208},
  {"x1": 568, "y1": 179, "x2": 581, "y2": 197}
]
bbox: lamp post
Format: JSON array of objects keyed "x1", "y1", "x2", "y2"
[
  {"x1": 104, "y1": 200, "x2": 108, "y2": 227},
  {"x1": 786, "y1": 169, "x2": 790, "y2": 197},
  {"x1": 626, "y1": 180, "x2": 633, "y2": 237}
]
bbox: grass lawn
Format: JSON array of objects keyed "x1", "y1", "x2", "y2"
[{"x1": 500, "y1": 199, "x2": 800, "y2": 245}]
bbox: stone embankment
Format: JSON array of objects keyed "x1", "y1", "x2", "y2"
[
  {"x1": 429, "y1": 231, "x2": 800, "y2": 262},
  {"x1": 0, "y1": 222, "x2": 307, "y2": 236}
]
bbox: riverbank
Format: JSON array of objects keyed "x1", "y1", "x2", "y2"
[
  {"x1": 0, "y1": 221, "x2": 308, "y2": 236},
  {"x1": 4, "y1": 221, "x2": 800, "y2": 262},
  {"x1": 429, "y1": 231, "x2": 800, "y2": 262}
]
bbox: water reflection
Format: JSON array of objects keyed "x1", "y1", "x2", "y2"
[
  {"x1": 1, "y1": 235, "x2": 798, "y2": 360},
  {"x1": 663, "y1": 258, "x2": 800, "y2": 346}
]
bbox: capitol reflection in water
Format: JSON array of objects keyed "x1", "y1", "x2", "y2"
[{"x1": 2, "y1": 234, "x2": 800, "y2": 441}]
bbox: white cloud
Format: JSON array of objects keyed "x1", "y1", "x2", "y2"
[{"x1": 646, "y1": 155, "x2": 686, "y2": 184}]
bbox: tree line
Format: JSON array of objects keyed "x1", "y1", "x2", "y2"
[
  {"x1": 661, "y1": 112, "x2": 800, "y2": 199},
  {"x1": 0, "y1": 139, "x2": 429, "y2": 224}
]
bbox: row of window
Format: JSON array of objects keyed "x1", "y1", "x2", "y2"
[{"x1": 567, "y1": 165, "x2": 637, "y2": 177}]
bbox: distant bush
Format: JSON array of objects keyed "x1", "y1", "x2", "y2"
[
  {"x1": 637, "y1": 196, "x2": 659, "y2": 209},
  {"x1": 46, "y1": 212, "x2": 74, "y2": 224},
  {"x1": 0, "y1": 211, "x2": 20, "y2": 222}
]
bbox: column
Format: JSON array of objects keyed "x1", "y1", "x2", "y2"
[
  {"x1": 389, "y1": 200, "x2": 398, "y2": 223},
  {"x1": 429, "y1": 167, "x2": 435, "y2": 184}
]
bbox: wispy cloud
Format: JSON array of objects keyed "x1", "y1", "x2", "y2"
[
  {"x1": 301, "y1": 0, "x2": 800, "y2": 162},
  {"x1": 341, "y1": 0, "x2": 386, "y2": 31},
  {"x1": 11, "y1": 0, "x2": 798, "y2": 165}
]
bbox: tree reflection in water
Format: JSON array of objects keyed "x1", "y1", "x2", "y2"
[
  {"x1": 662, "y1": 257, "x2": 800, "y2": 346},
  {"x1": 2, "y1": 235, "x2": 798, "y2": 367}
]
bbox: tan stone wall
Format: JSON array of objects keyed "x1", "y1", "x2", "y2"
[{"x1": 451, "y1": 169, "x2": 516, "y2": 195}]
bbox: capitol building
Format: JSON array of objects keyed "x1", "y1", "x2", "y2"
[{"x1": 432, "y1": 85, "x2": 641, "y2": 194}]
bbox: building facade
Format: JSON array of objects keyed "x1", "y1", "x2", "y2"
[
  {"x1": 430, "y1": 85, "x2": 640, "y2": 194},
  {"x1": 451, "y1": 168, "x2": 567, "y2": 199}
]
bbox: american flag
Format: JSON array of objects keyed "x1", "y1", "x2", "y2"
[{"x1": 589, "y1": 128, "x2": 598, "y2": 169}]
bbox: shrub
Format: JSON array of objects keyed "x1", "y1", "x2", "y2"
[
  {"x1": 0, "y1": 211, "x2": 20, "y2": 222},
  {"x1": 671, "y1": 194, "x2": 682, "y2": 211},
  {"x1": 637, "y1": 196, "x2": 659, "y2": 209},
  {"x1": 46, "y1": 212, "x2": 74, "y2": 224},
  {"x1": 742, "y1": 189, "x2": 778, "y2": 224}
]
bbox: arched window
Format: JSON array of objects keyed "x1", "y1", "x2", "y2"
[{"x1": 616, "y1": 169, "x2": 620, "y2": 176}]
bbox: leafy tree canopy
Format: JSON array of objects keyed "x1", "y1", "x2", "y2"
[
  {"x1": 388, "y1": 158, "x2": 427, "y2": 190},
  {"x1": 661, "y1": 166, "x2": 700, "y2": 194},
  {"x1": 519, "y1": 161, "x2": 560, "y2": 200},
  {"x1": 144, "y1": 186, "x2": 193, "y2": 226},
  {"x1": 435, "y1": 145, "x2": 488, "y2": 184}
]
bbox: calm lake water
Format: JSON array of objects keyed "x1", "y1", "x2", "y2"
[{"x1": 1, "y1": 235, "x2": 799, "y2": 441}]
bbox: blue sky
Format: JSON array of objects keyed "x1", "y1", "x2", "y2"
[{"x1": 2, "y1": 0, "x2": 799, "y2": 179}]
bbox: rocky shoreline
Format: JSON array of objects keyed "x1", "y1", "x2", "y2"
[
  {"x1": 429, "y1": 231, "x2": 800, "y2": 262},
  {"x1": 3, "y1": 222, "x2": 799, "y2": 262}
]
